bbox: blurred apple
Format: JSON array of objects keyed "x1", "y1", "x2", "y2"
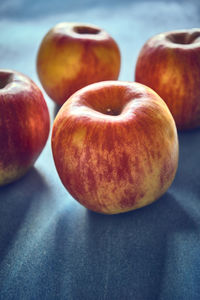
[
  {"x1": 52, "y1": 81, "x2": 178, "y2": 214},
  {"x1": 37, "y1": 22, "x2": 121, "y2": 106},
  {"x1": 0, "y1": 69, "x2": 50, "y2": 186},
  {"x1": 135, "y1": 28, "x2": 200, "y2": 130}
]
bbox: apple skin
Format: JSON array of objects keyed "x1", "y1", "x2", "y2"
[
  {"x1": 51, "y1": 81, "x2": 179, "y2": 214},
  {"x1": 135, "y1": 28, "x2": 200, "y2": 130},
  {"x1": 0, "y1": 69, "x2": 50, "y2": 186},
  {"x1": 36, "y1": 22, "x2": 121, "y2": 106}
]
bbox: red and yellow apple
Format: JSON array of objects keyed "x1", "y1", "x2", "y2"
[
  {"x1": 36, "y1": 22, "x2": 121, "y2": 106},
  {"x1": 0, "y1": 69, "x2": 50, "y2": 186},
  {"x1": 135, "y1": 28, "x2": 200, "y2": 130},
  {"x1": 51, "y1": 81, "x2": 179, "y2": 214}
]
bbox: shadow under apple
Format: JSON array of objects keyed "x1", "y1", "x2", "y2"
[
  {"x1": 175, "y1": 128, "x2": 200, "y2": 199},
  {"x1": 53, "y1": 103, "x2": 61, "y2": 119},
  {"x1": 49, "y1": 191, "x2": 197, "y2": 300},
  {"x1": 0, "y1": 167, "x2": 49, "y2": 263}
]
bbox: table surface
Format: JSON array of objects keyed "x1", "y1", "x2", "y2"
[{"x1": 0, "y1": 0, "x2": 200, "y2": 299}]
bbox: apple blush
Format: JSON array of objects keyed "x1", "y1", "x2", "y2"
[
  {"x1": 51, "y1": 81, "x2": 179, "y2": 214},
  {"x1": 0, "y1": 69, "x2": 50, "y2": 186},
  {"x1": 37, "y1": 22, "x2": 121, "y2": 106},
  {"x1": 135, "y1": 28, "x2": 200, "y2": 130}
]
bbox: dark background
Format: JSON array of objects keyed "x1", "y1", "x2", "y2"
[{"x1": 0, "y1": 0, "x2": 200, "y2": 299}]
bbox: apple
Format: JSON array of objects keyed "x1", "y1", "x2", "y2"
[
  {"x1": 135, "y1": 28, "x2": 200, "y2": 130},
  {"x1": 51, "y1": 81, "x2": 179, "y2": 214},
  {"x1": 36, "y1": 22, "x2": 121, "y2": 106},
  {"x1": 0, "y1": 69, "x2": 50, "y2": 186}
]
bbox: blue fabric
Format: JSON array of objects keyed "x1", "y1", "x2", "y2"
[{"x1": 0, "y1": 1, "x2": 200, "y2": 299}]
